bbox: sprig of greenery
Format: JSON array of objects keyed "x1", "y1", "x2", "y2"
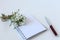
[{"x1": 0, "y1": 9, "x2": 26, "y2": 28}]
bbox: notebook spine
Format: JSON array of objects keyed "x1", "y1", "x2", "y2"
[{"x1": 15, "y1": 27, "x2": 27, "y2": 40}]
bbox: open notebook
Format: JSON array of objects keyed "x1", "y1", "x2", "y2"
[{"x1": 16, "y1": 14, "x2": 47, "y2": 40}]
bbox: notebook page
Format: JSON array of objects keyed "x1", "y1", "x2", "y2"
[{"x1": 18, "y1": 15, "x2": 47, "y2": 39}]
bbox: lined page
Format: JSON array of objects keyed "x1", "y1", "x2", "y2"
[{"x1": 19, "y1": 14, "x2": 47, "y2": 39}]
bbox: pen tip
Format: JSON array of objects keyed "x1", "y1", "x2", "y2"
[{"x1": 45, "y1": 16, "x2": 51, "y2": 25}]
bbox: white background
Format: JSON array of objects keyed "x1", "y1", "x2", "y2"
[{"x1": 0, "y1": 0, "x2": 60, "y2": 40}]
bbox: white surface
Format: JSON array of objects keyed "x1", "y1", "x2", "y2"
[
  {"x1": 0, "y1": 0, "x2": 60, "y2": 40},
  {"x1": 19, "y1": 14, "x2": 46, "y2": 39}
]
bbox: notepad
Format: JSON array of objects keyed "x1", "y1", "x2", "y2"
[{"x1": 17, "y1": 14, "x2": 47, "y2": 39}]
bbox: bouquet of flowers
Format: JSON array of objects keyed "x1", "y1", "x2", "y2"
[{"x1": 0, "y1": 9, "x2": 26, "y2": 28}]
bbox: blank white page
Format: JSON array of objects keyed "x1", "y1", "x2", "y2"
[{"x1": 18, "y1": 14, "x2": 47, "y2": 39}]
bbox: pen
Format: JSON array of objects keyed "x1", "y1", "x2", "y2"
[{"x1": 45, "y1": 17, "x2": 58, "y2": 36}]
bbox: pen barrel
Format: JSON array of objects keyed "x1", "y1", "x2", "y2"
[{"x1": 50, "y1": 25, "x2": 58, "y2": 36}]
